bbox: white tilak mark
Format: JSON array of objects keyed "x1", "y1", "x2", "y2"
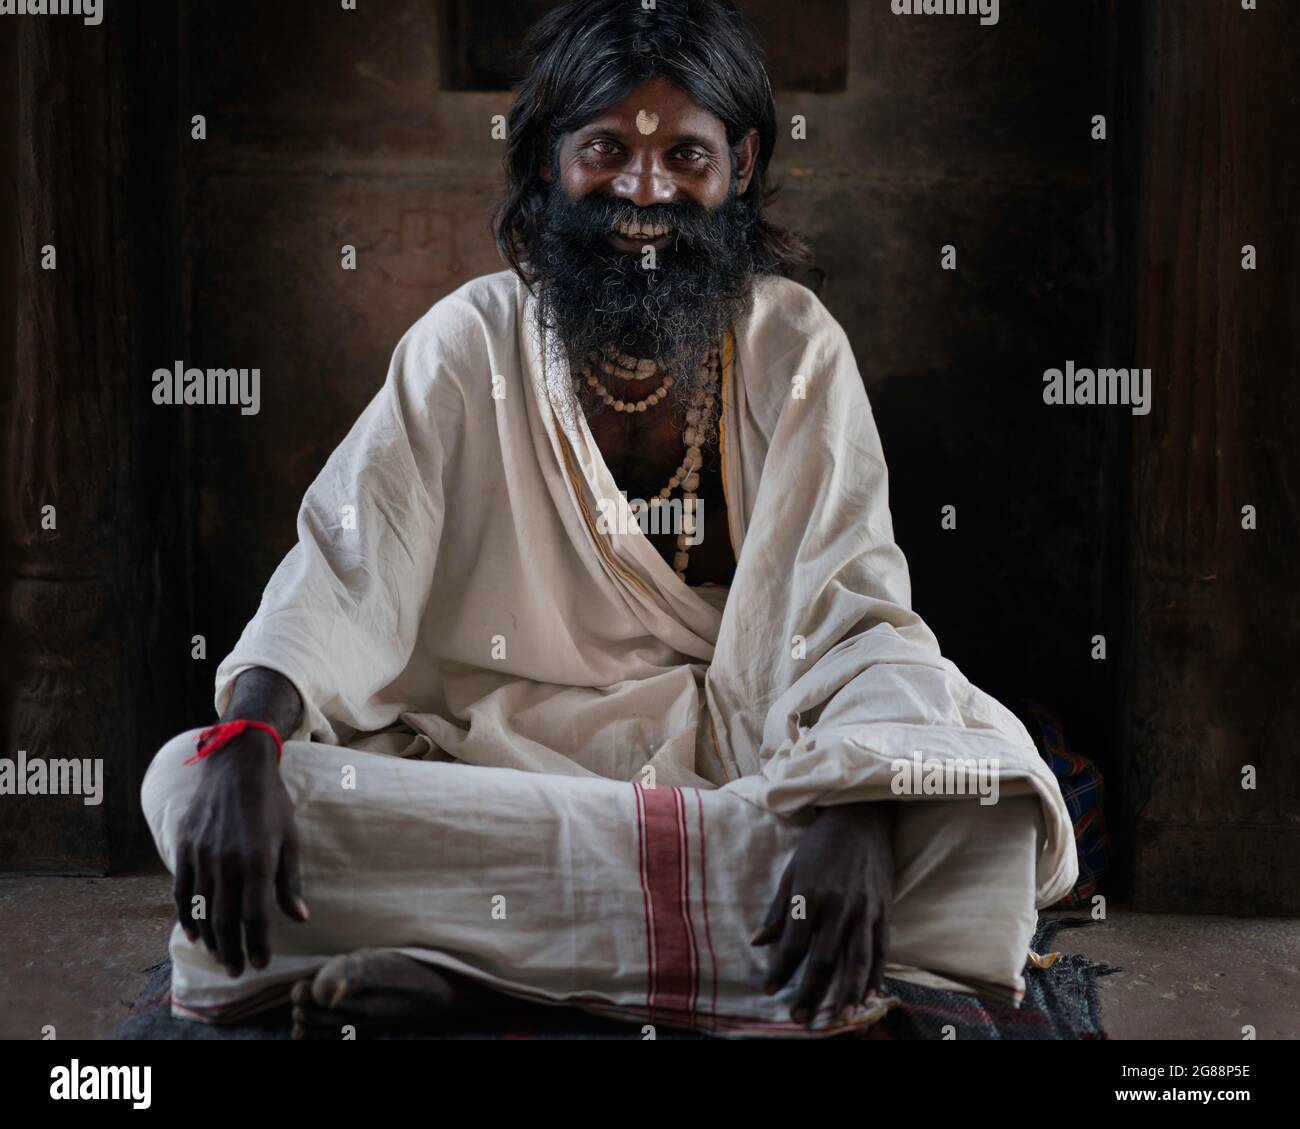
[{"x1": 636, "y1": 110, "x2": 660, "y2": 135}]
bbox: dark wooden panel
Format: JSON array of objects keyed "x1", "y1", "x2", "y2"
[
  {"x1": 3, "y1": 6, "x2": 187, "y2": 873},
  {"x1": 1129, "y1": 0, "x2": 1300, "y2": 913}
]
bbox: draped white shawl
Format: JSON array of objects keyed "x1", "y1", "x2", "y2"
[{"x1": 215, "y1": 269, "x2": 1077, "y2": 909}]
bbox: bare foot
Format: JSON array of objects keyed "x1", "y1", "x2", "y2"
[{"x1": 289, "y1": 948, "x2": 502, "y2": 1039}]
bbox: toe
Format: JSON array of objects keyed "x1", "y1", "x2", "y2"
[{"x1": 310, "y1": 952, "x2": 357, "y2": 1009}]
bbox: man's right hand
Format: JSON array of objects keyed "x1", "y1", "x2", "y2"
[{"x1": 173, "y1": 709, "x2": 309, "y2": 977}]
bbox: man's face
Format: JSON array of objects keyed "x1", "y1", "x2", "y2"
[
  {"x1": 549, "y1": 75, "x2": 756, "y2": 254},
  {"x1": 531, "y1": 76, "x2": 762, "y2": 402}
]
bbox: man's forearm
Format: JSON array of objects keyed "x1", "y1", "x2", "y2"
[{"x1": 219, "y1": 666, "x2": 304, "y2": 742}]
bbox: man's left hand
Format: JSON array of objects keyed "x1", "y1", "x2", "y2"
[{"x1": 750, "y1": 801, "x2": 896, "y2": 1026}]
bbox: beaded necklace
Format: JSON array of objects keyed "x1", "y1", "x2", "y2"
[{"x1": 576, "y1": 345, "x2": 720, "y2": 581}]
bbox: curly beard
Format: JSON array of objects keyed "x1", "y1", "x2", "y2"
[{"x1": 527, "y1": 176, "x2": 764, "y2": 423}]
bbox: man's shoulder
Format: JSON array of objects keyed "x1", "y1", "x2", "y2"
[
  {"x1": 379, "y1": 270, "x2": 523, "y2": 408},
  {"x1": 731, "y1": 274, "x2": 861, "y2": 430},
  {"x1": 400, "y1": 269, "x2": 523, "y2": 355},
  {"x1": 740, "y1": 273, "x2": 848, "y2": 349}
]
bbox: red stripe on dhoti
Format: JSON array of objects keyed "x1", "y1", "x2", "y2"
[
  {"x1": 694, "y1": 789, "x2": 720, "y2": 1029},
  {"x1": 634, "y1": 783, "x2": 698, "y2": 1023}
]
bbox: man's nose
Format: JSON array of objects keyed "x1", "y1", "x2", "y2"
[{"x1": 609, "y1": 152, "x2": 677, "y2": 208}]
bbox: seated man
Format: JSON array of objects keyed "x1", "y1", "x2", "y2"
[{"x1": 143, "y1": 0, "x2": 1076, "y2": 1039}]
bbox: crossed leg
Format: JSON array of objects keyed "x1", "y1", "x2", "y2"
[{"x1": 143, "y1": 727, "x2": 1044, "y2": 1038}]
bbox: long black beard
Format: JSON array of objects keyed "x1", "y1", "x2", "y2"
[{"x1": 528, "y1": 181, "x2": 763, "y2": 421}]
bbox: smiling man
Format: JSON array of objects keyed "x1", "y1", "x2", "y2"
[{"x1": 141, "y1": 0, "x2": 1076, "y2": 1038}]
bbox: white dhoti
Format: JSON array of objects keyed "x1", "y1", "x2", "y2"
[
  {"x1": 150, "y1": 269, "x2": 1077, "y2": 1037},
  {"x1": 143, "y1": 728, "x2": 1045, "y2": 1037}
]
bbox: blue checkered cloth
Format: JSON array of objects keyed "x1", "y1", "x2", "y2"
[{"x1": 1015, "y1": 700, "x2": 1110, "y2": 910}]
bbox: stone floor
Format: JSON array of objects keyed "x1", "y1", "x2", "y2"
[
  {"x1": 1, "y1": 870, "x2": 1297, "y2": 1039},
  {"x1": 1042, "y1": 908, "x2": 1300, "y2": 1040},
  {"x1": 1, "y1": 869, "x2": 176, "y2": 1040}
]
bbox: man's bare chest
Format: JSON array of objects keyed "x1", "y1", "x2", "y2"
[{"x1": 586, "y1": 405, "x2": 735, "y2": 588}]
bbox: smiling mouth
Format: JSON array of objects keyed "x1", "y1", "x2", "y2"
[{"x1": 609, "y1": 220, "x2": 676, "y2": 250}]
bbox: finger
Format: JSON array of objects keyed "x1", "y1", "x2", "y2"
[
  {"x1": 212, "y1": 870, "x2": 245, "y2": 977},
  {"x1": 833, "y1": 914, "x2": 870, "y2": 1020},
  {"x1": 867, "y1": 915, "x2": 890, "y2": 997},
  {"x1": 275, "y1": 834, "x2": 310, "y2": 923},
  {"x1": 750, "y1": 863, "x2": 794, "y2": 946},
  {"x1": 764, "y1": 892, "x2": 817, "y2": 995},
  {"x1": 242, "y1": 852, "x2": 275, "y2": 970},
  {"x1": 173, "y1": 852, "x2": 198, "y2": 943},
  {"x1": 791, "y1": 911, "x2": 846, "y2": 1025},
  {"x1": 192, "y1": 851, "x2": 219, "y2": 958}
]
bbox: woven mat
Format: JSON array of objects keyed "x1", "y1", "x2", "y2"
[{"x1": 109, "y1": 917, "x2": 1117, "y2": 1040}]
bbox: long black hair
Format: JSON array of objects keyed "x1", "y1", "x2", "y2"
[{"x1": 493, "y1": 0, "x2": 814, "y2": 289}]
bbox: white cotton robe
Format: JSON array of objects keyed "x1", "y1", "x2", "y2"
[{"x1": 174, "y1": 269, "x2": 1077, "y2": 1034}]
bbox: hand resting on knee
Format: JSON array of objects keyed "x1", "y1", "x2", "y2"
[{"x1": 173, "y1": 667, "x2": 310, "y2": 977}]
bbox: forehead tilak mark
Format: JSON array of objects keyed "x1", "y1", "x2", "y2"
[{"x1": 636, "y1": 109, "x2": 661, "y2": 135}]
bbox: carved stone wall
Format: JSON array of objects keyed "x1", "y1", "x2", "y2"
[
  {"x1": 9, "y1": 1, "x2": 1294, "y2": 906},
  {"x1": 180, "y1": 1, "x2": 1125, "y2": 815},
  {"x1": 1, "y1": 0, "x2": 1123, "y2": 872}
]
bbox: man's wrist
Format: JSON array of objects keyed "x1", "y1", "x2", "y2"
[
  {"x1": 200, "y1": 726, "x2": 283, "y2": 774},
  {"x1": 220, "y1": 668, "x2": 304, "y2": 742}
]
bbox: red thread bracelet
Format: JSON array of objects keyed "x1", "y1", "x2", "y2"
[{"x1": 183, "y1": 719, "x2": 284, "y2": 766}]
